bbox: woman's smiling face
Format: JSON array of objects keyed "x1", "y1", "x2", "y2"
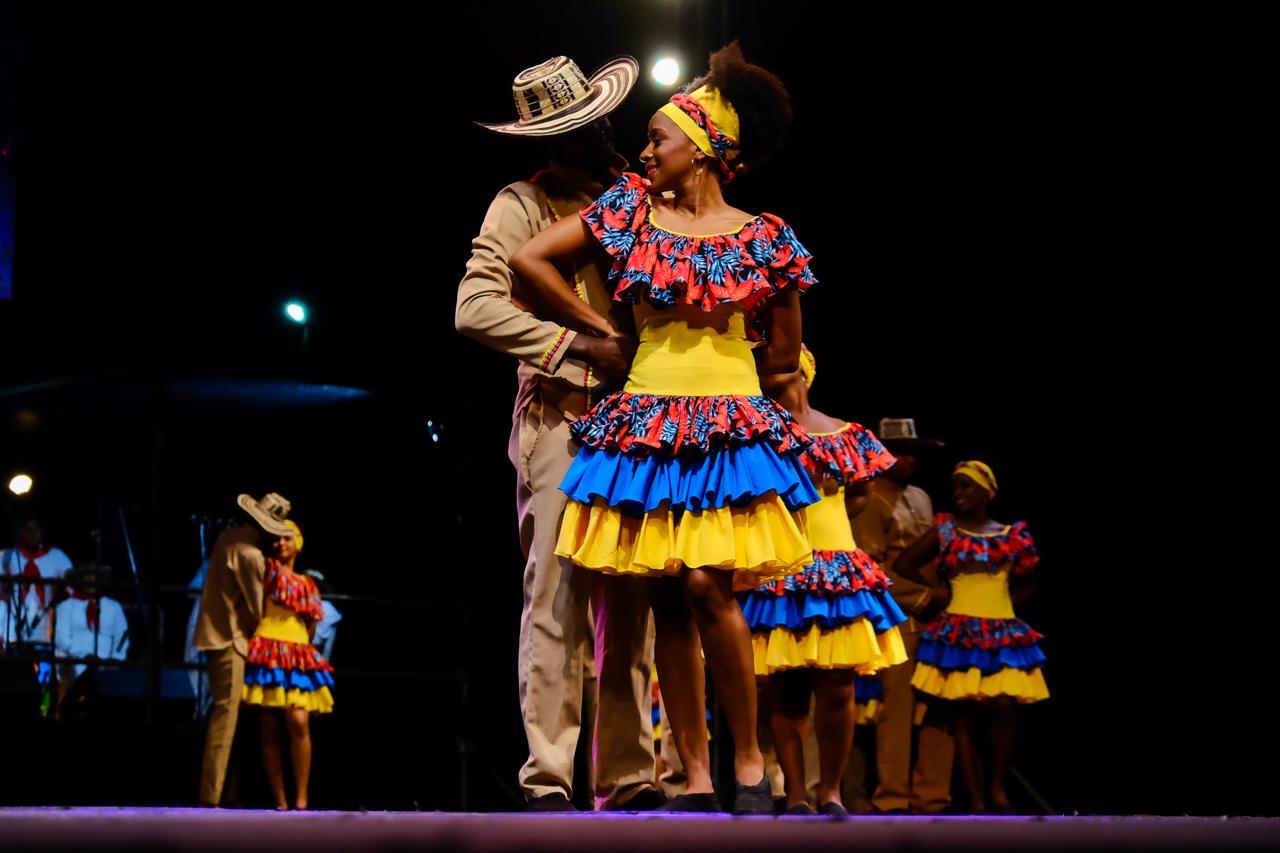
[
  {"x1": 272, "y1": 533, "x2": 298, "y2": 562},
  {"x1": 951, "y1": 473, "x2": 991, "y2": 515},
  {"x1": 639, "y1": 110, "x2": 700, "y2": 193}
]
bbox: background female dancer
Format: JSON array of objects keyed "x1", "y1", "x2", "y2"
[
  {"x1": 740, "y1": 347, "x2": 907, "y2": 815},
  {"x1": 894, "y1": 461, "x2": 1047, "y2": 813},
  {"x1": 242, "y1": 520, "x2": 335, "y2": 810}
]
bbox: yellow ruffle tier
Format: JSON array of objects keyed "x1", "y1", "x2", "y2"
[
  {"x1": 751, "y1": 620, "x2": 907, "y2": 676},
  {"x1": 556, "y1": 492, "x2": 812, "y2": 589},
  {"x1": 910, "y1": 663, "x2": 1049, "y2": 703},
  {"x1": 855, "y1": 699, "x2": 882, "y2": 727},
  {"x1": 241, "y1": 684, "x2": 335, "y2": 713}
]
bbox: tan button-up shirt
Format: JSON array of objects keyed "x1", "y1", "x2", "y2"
[
  {"x1": 851, "y1": 479, "x2": 944, "y2": 626},
  {"x1": 455, "y1": 164, "x2": 621, "y2": 420},
  {"x1": 193, "y1": 524, "x2": 266, "y2": 657}
]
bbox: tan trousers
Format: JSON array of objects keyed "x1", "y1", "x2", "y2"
[
  {"x1": 872, "y1": 622, "x2": 955, "y2": 813},
  {"x1": 199, "y1": 646, "x2": 244, "y2": 806},
  {"x1": 513, "y1": 392, "x2": 656, "y2": 806}
]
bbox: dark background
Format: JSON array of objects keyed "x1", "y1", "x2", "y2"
[{"x1": 0, "y1": 0, "x2": 1271, "y2": 815}]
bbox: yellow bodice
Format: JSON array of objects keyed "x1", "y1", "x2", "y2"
[
  {"x1": 799, "y1": 486, "x2": 858, "y2": 552},
  {"x1": 624, "y1": 302, "x2": 762, "y2": 397},
  {"x1": 947, "y1": 568, "x2": 1015, "y2": 620},
  {"x1": 254, "y1": 600, "x2": 310, "y2": 644}
]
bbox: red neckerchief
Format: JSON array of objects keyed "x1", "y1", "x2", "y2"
[
  {"x1": 18, "y1": 545, "x2": 51, "y2": 607},
  {"x1": 68, "y1": 589, "x2": 99, "y2": 632}
]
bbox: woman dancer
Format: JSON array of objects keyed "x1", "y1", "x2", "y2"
[
  {"x1": 739, "y1": 347, "x2": 908, "y2": 814},
  {"x1": 512, "y1": 43, "x2": 815, "y2": 813},
  {"x1": 894, "y1": 461, "x2": 1047, "y2": 813},
  {"x1": 242, "y1": 520, "x2": 334, "y2": 810}
]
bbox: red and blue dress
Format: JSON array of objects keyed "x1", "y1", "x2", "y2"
[
  {"x1": 739, "y1": 424, "x2": 909, "y2": 674},
  {"x1": 555, "y1": 172, "x2": 820, "y2": 587},
  {"x1": 910, "y1": 514, "x2": 1048, "y2": 702},
  {"x1": 242, "y1": 561, "x2": 335, "y2": 713}
]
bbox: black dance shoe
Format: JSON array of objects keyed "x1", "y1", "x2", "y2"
[
  {"x1": 784, "y1": 803, "x2": 816, "y2": 816},
  {"x1": 817, "y1": 802, "x2": 850, "y2": 818},
  {"x1": 658, "y1": 792, "x2": 724, "y2": 812},
  {"x1": 524, "y1": 793, "x2": 577, "y2": 812},
  {"x1": 732, "y1": 777, "x2": 774, "y2": 816},
  {"x1": 606, "y1": 787, "x2": 668, "y2": 811}
]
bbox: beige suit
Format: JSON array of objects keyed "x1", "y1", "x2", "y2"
[
  {"x1": 456, "y1": 165, "x2": 655, "y2": 806},
  {"x1": 194, "y1": 523, "x2": 266, "y2": 806},
  {"x1": 850, "y1": 479, "x2": 955, "y2": 813}
]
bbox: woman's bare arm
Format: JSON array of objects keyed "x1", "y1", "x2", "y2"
[
  {"x1": 893, "y1": 527, "x2": 941, "y2": 586},
  {"x1": 754, "y1": 289, "x2": 802, "y2": 375},
  {"x1": 510, "y1": 217, "x2": 621, "y2": 339}
]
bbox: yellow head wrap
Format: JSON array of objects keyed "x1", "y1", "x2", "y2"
[
  {"x1": 953, "y1": 460, "x2": 998, "y2": 496},
  {"x1": 798, "y1": 344, "x2": 817, "y2": 389},
  {"x1": 284, "y1": 519, "x2": 304, "y2": 552},
  {"x1": 658, "y1": 85, "x2": 742, "y2": 179}
]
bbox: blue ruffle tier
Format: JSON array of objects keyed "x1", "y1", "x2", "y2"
[{"x1": 561, "y1": 440, "x2": 821, "y2": 515}]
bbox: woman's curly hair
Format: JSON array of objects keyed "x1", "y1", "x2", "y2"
[{"x1": 688, "y1": 41, "x2": 792, "y2": 173}]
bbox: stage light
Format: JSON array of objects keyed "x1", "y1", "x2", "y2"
[
  {"x1": 8, "y1": 474, "x2": 33, "y2": 496},
  {"x1": 285, "y1": 301, "x2": 308, "y2": 324},
  {"x1": 652, "y1": 57, "x2": 680, "y2": 87}
]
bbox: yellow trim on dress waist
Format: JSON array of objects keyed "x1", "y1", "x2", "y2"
[
  {"x1": 255, "y1": 602, "x2": 311, "y2": 644},
  {"x1": 800, "y1": 491, "x2": 858, "y2": 553},
  {"x1": 947, "y1": 570, "x2": 1016, "y2": 620},
  {"x1": 625, "y1": 310, "x2": 762, "y2": 397}
]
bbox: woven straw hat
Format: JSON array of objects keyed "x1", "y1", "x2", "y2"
[
  {"x1": 877, "y1": 418, "x2": 945, "y2": 450},
  {"x1": 476, "y1": 55, "x2": 638, "y2": 137},
  {"x1": 236, "y1": 492, "x2": 294, "y2": 537}
]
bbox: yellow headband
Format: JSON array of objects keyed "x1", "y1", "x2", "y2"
[
  {"x1": 284, "y1": 519, "x2": 304, "y2": 552},
  {"x1": 658, "y1": 85, "x2": 741, "y2": 165},
  {"x1": 953, "y1": 461, "x2": 998, "y2": 496},
  {"x1": 798, "y1": 344, "x2": 816, "y2": 389}
]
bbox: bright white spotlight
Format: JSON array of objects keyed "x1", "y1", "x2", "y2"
[
  {"x1": 285, "y1": 301, "x2": 308, "y2": 324},
  {"x1": 652, "y1": 58, "x2": 680, "y2": 87},
  {"x1": 8, "y1": 474, "x2": 33, "y2": 496}
]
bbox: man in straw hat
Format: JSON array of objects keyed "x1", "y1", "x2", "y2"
[
  {"x1": 456, "y1": 56, "x2": 662, "y2": 811},
  {"x1": 849, "y1": 419, "x2": 955, "y2": 814},
  {"x1": 194, "y1": 492, "x2": 294, "y2": 807}
]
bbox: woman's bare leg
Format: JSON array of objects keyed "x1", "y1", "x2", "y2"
[
  {"x1": 259, "y1": 711, "x2": 288, "y2": 810},
  {"x1": 953, "y1": 703, "x2": 985, "y2": 812},
  {"x1": 285, "y1": 707, "x2": 312, "y2": 810},
  {"x1": 682, "y1": 567, "x2": 764, "y2": 786},
  {"x1": 988, "y1": 698, "x2": 1017, "y2": 809},
  {"x1": 770, "y1": 669, "x2": 813, "y2": 808},
  {"x1": 812, "y1": 669, "x2": 857, "y2": 807},
  {"x1": 650, "y1": 576, "x2": 714, "y2": 794}
]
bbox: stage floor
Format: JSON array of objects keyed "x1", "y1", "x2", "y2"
[{"x1": 1, "y1": 808, "x2": 1277, "y2": 852}]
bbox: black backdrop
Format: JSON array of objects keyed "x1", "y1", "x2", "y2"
[{"x1": 0, "y1": 1, "x2": 1271, "y2": 815}]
